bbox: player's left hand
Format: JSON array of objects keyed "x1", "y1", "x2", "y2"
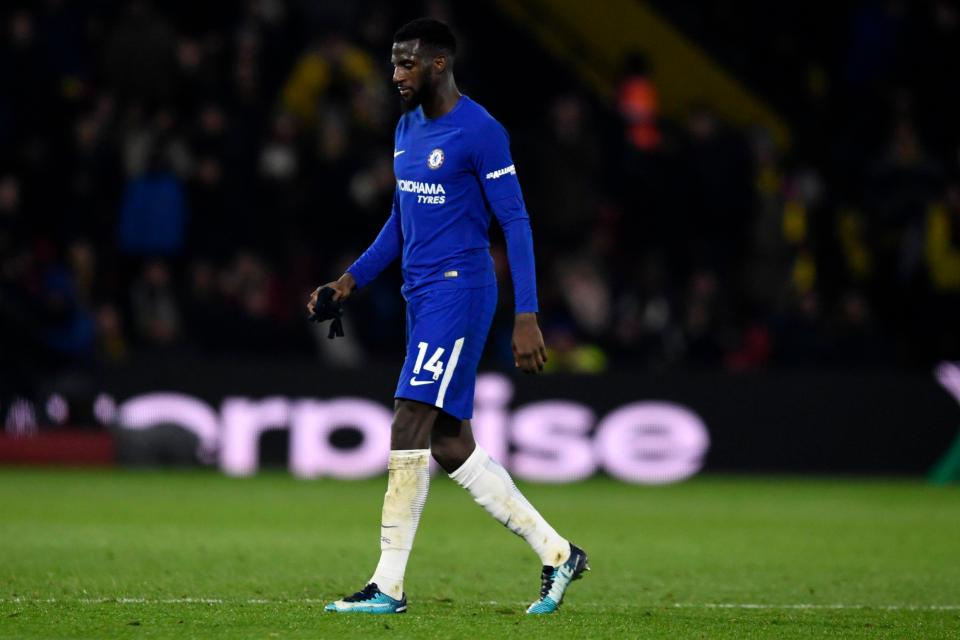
[{"x1": 512, "y1": 312, "x2": 547, "y2": 374}]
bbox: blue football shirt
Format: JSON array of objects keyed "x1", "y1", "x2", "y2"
[{"x1": 347, "y1": 95, "x2": 538, "y2": 313}]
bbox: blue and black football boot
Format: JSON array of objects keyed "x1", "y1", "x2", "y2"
[
  {"x1": 526, "y1": 543, "x2": 590, "y2": 614},
  {"x1": 324, "y1": 583, "x2": 407, "y2": 614}
]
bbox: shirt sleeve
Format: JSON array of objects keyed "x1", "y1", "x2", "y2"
[
  {"x1": 346, "y1": 189, "x2": 402, "y2": 289},
  {"x1": 473, "y1": 122, "x2": 539, "y2": 313}
]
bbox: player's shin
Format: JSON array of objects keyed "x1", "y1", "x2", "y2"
[
  {"x1": 449, "y1": 446, "x2": 569, "y2": 566},
  {"x1": 369, "y1": 449, "x2": 431, "y2": 600}
]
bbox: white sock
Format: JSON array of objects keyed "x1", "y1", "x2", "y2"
[
  {"x1": 369, "y1": 449, "x2": 430, "y2": 600},
  {"x1": 450, "y1": 446, "x2": 569, "y2": 567}
]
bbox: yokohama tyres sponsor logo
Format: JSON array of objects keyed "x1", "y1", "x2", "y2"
[{"x1": 397, "y1": 179, "x2": 445, "y2": 195}]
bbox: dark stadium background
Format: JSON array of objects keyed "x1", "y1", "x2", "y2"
[{"x1": 1, "y1": 0, "x2": 960, "y2": 482}]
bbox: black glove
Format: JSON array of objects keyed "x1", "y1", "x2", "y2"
[{"x1": 308, "y1": 286, "x2": 345, "y2": 339}]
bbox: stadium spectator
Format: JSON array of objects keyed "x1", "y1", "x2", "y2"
[
  {"x1": 616, "y1": 52, "x2": 661, "y2": 152},
  {"x1": 528, "y1": 94, "x2": 604, "y2": 250},
  {"x1": 117, "y1": 146, "x2": 188, "y2": 256},
  {"x1": 129, "y1": 259, "x2": 181, "y2": 347}
]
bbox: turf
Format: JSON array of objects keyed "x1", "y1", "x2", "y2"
[{"x1": 0, "y1": 469, "x2": 957, "y2": 639}]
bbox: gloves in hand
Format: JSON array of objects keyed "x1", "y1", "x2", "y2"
[{"x1": 308, "y1": 286, "x2": 345, "y2": 339}]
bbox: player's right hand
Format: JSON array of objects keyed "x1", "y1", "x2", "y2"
[{"x1": 307, "y1": 273, "x2": 355, "y2": 315}]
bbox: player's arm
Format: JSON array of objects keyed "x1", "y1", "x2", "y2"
[
  {"x1": 474, "y1": 123, "x2": 547, "y2": 374},
  {"x1": 492, "y1": 197, "x2": 546, "y2": 374},
  {"x1": 307, "y1": 190, "x2": 402, "y2": 314}
]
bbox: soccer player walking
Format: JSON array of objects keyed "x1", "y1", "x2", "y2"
[{"x1": 309, "y1": 18, "x2": 588, "y2": 615}]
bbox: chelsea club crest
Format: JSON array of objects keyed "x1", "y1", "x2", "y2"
[{"x1": 427, "y1": 148, "x2": 444, "y2": 170}]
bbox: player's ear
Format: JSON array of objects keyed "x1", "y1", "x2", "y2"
[{"x1": 433, "y1": 54, "x2": 448, "y2": 74}]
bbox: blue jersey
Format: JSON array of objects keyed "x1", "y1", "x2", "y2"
[{"x1": 347, "y1": 96, "x2": 538, "y2": 312}]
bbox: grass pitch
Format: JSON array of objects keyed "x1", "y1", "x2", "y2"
[{"x1": 0, "y1": 469, "x2": 958, "y2": 639}]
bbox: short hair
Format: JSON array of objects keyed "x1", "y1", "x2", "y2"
[{"x1": 393, "y1": 17, "x2": 457, "y2": 56}]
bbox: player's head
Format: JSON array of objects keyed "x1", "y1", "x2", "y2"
[{"x1": 391, "y1": 18, "x2": 457, "y2": 111}]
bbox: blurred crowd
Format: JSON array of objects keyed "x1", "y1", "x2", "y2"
[{"x1": 2, "y1": 0, "x2": 960, "y2": 392}]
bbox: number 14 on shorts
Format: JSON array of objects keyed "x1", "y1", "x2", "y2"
[{"x1": 413, "y1": 341, "x2": 445, "y2": 381}]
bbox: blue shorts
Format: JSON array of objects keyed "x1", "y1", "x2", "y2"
[{"x1": 394, "y1": 284, "x2": 497, "y2": 420}]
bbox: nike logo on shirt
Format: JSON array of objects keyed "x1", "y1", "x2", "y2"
[
  {"x1": 394, "y1": 149, "x2": 406, "y2": 157},
  {"x1": 409, "y1": 377, "x2": 435, "y2": 386}
]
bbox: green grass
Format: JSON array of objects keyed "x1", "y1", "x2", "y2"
[{"x1": 0, "y1": 469, "x2": 958, "y2": 639}]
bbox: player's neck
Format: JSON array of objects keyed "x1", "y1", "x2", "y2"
[{"x1": 422, "y1": 80, "x2": 461, "y2": 120}]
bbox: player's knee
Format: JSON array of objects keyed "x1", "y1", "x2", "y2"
[
  {"x1": 431, "y1": 417, "x2": 474, "y2": 473},
  {"x1": 431, "y1": 440, "x2": 466, "y2": 474},
  {"x1": 391, "y1": 399, "x2": 435, "y2": 449}
]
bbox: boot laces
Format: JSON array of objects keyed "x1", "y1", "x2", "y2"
[
  {"x1": 538, "y1": 566, "x2": 556, "y2": 599},
  {"x1": 343, "y1": 583, "x2": 381, "y2": 602}
]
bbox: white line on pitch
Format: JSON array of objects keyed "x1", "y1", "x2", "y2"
[
  {"x1": 675, "y1": 603, "x2": 960, "y2": 611},
  {"x1": 1, "y1": 598, "x2": 958, "y2": 611}
]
